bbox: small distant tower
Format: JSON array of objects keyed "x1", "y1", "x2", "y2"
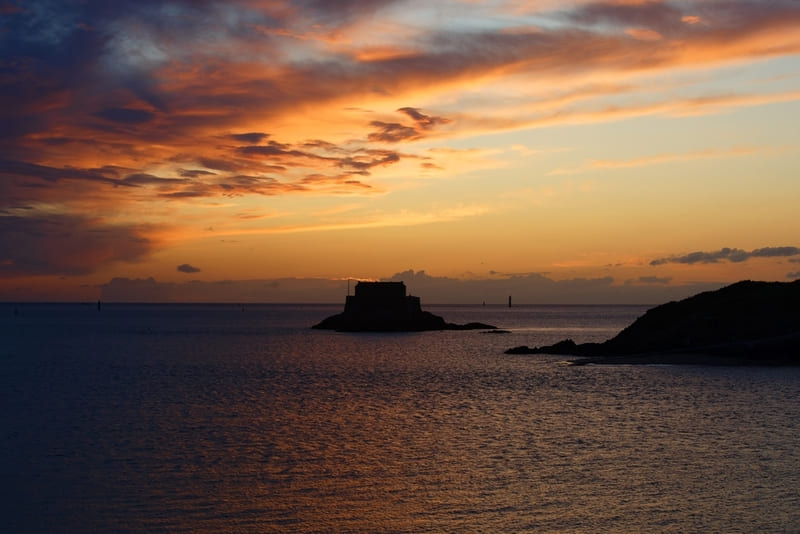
[{"x1": 508, "y1": 295, "x2": 512, "y2": 308}]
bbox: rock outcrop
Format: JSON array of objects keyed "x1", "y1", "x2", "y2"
[
  {"x1": 506, "y1": 279, "x2": 800, "y2": 365},
  {"x1": 313, "y1": 281, "x2": 496, "y2": 332}
]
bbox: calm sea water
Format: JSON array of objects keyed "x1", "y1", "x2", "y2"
[{"x1": 2, "y1": 303, "x2": 798, "y2": 533}]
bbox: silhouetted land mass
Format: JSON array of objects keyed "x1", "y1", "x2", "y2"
[
  {"x1": 506, "y1": 280, "x2": 800, "y2": 365},
  {"x1": 313, "y1": 281, "x2": 496, "y2": 332}
]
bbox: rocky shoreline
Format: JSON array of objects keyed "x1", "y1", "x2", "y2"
[
  {"x1": 506, "y1": 280, "x2": 800, "y2": 365},
  {"x1": 313, "y1": 310, "x2": 496, "y2": 332}
]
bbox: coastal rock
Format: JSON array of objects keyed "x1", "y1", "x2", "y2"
[
  {"x1": 506, "y1": 339, "x2": 588, "y2": 355},
  {"x1": 506, "y1": 280, "x2": 800, "y2": 365},
  {"x1": 313, "y1": 281, "x2": 496, "y2": 332}
]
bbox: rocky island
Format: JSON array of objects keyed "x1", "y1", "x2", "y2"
[
  {"x1": 313, "y1": 281, "x2": 496, "y2": 332},
  {"x1": 506, "y1": 280, "x2": 800, "y2": 365}
]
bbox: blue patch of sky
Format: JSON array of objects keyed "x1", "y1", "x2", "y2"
[
  {"x1": 7, "y1": 0, "x2": 82, "y2": 46},
  {"x1": 383, "y1": 0, "x2": 569, "y2": 35},
  {"x1": 662, "y1": 56, "x2": 800, "y2": 103}
]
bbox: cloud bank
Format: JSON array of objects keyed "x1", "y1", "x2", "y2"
[
  {"x1": 0, "y1": 214, "x2": 155, "y2": 276},
  {"x1": 99, "y1": 270, "x2": 723, "y2": 305},
  {"x1": 651, "y1": 247, "x2": 800, "y2": 265}
]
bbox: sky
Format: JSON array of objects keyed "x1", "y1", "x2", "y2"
[{"x1": 1, "y1": 0, "x2": 799, "y2": 303}]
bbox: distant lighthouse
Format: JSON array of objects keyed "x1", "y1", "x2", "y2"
[{"x1": 508, "y1": 295, "x2": 512, "y2": 308}]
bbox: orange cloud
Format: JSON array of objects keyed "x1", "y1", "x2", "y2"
[
  {"x1": 192, "y1": 204, "x2": 491, "y2": 237},
  {"x1": 548, "y1": 146, "x2": 764, "y2": 175},
  {"x1": 626, "y1": 28, "x2": 663, "y2": 41}
]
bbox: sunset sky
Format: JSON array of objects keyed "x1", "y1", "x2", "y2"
[{"x1": 2, "y1": 0, "x2": 799, "y2": 302}]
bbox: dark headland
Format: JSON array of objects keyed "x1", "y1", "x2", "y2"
[
  {"x1": 506, "y1": 279, "x2": 800, "y2": 365},
  {"x1": 313, "y1": 281, "x2": 496, "y2": 332}
]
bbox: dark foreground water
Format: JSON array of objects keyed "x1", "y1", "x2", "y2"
[{"x1": 2, "y1": 303, "x2": 799, "y2": 533}]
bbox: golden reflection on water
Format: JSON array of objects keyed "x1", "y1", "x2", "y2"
[
  {"x1": 255, "y1": 333, "x2": 800, "y2": 532},
  {"x1": 3, "y1": 304, "x2": 799, "y2": 532}
]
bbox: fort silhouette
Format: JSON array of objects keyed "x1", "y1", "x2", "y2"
[{"x1": 312, "y1": 281, "x2": 495, "y2": 331}]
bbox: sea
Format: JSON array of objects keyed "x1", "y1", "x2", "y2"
[{"x1": 2, "y1": 302, "x2": 798, "y2": 533}]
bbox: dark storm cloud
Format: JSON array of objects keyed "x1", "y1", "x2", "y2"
[
  {"x1": 0, "y1": 213, "x2": 155, "y2": 276},
  {"x1": 651, "y1": 246, "x2": 800, "y2": 265},
  {"x1": 177, "y1": 263, "x2": 201, "y2": 273}
]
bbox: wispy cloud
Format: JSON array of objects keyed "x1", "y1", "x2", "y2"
[
  {"x1": 203, "y1": 204, "x2": 491, "y2": 236},
  {"x1": 368, "y1": 107, "x2": 452, "y2": 143},
  {"x1": 548, "y1": 145, "x2": 763, "y2": 175},
  {"x1": 628, "y1": 276, "x2": 673, "y2": 285}
]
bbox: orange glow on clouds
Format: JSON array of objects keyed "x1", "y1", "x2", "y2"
[{"x1": 1, "y1": 0, "x2": 799, "y2": 302}]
